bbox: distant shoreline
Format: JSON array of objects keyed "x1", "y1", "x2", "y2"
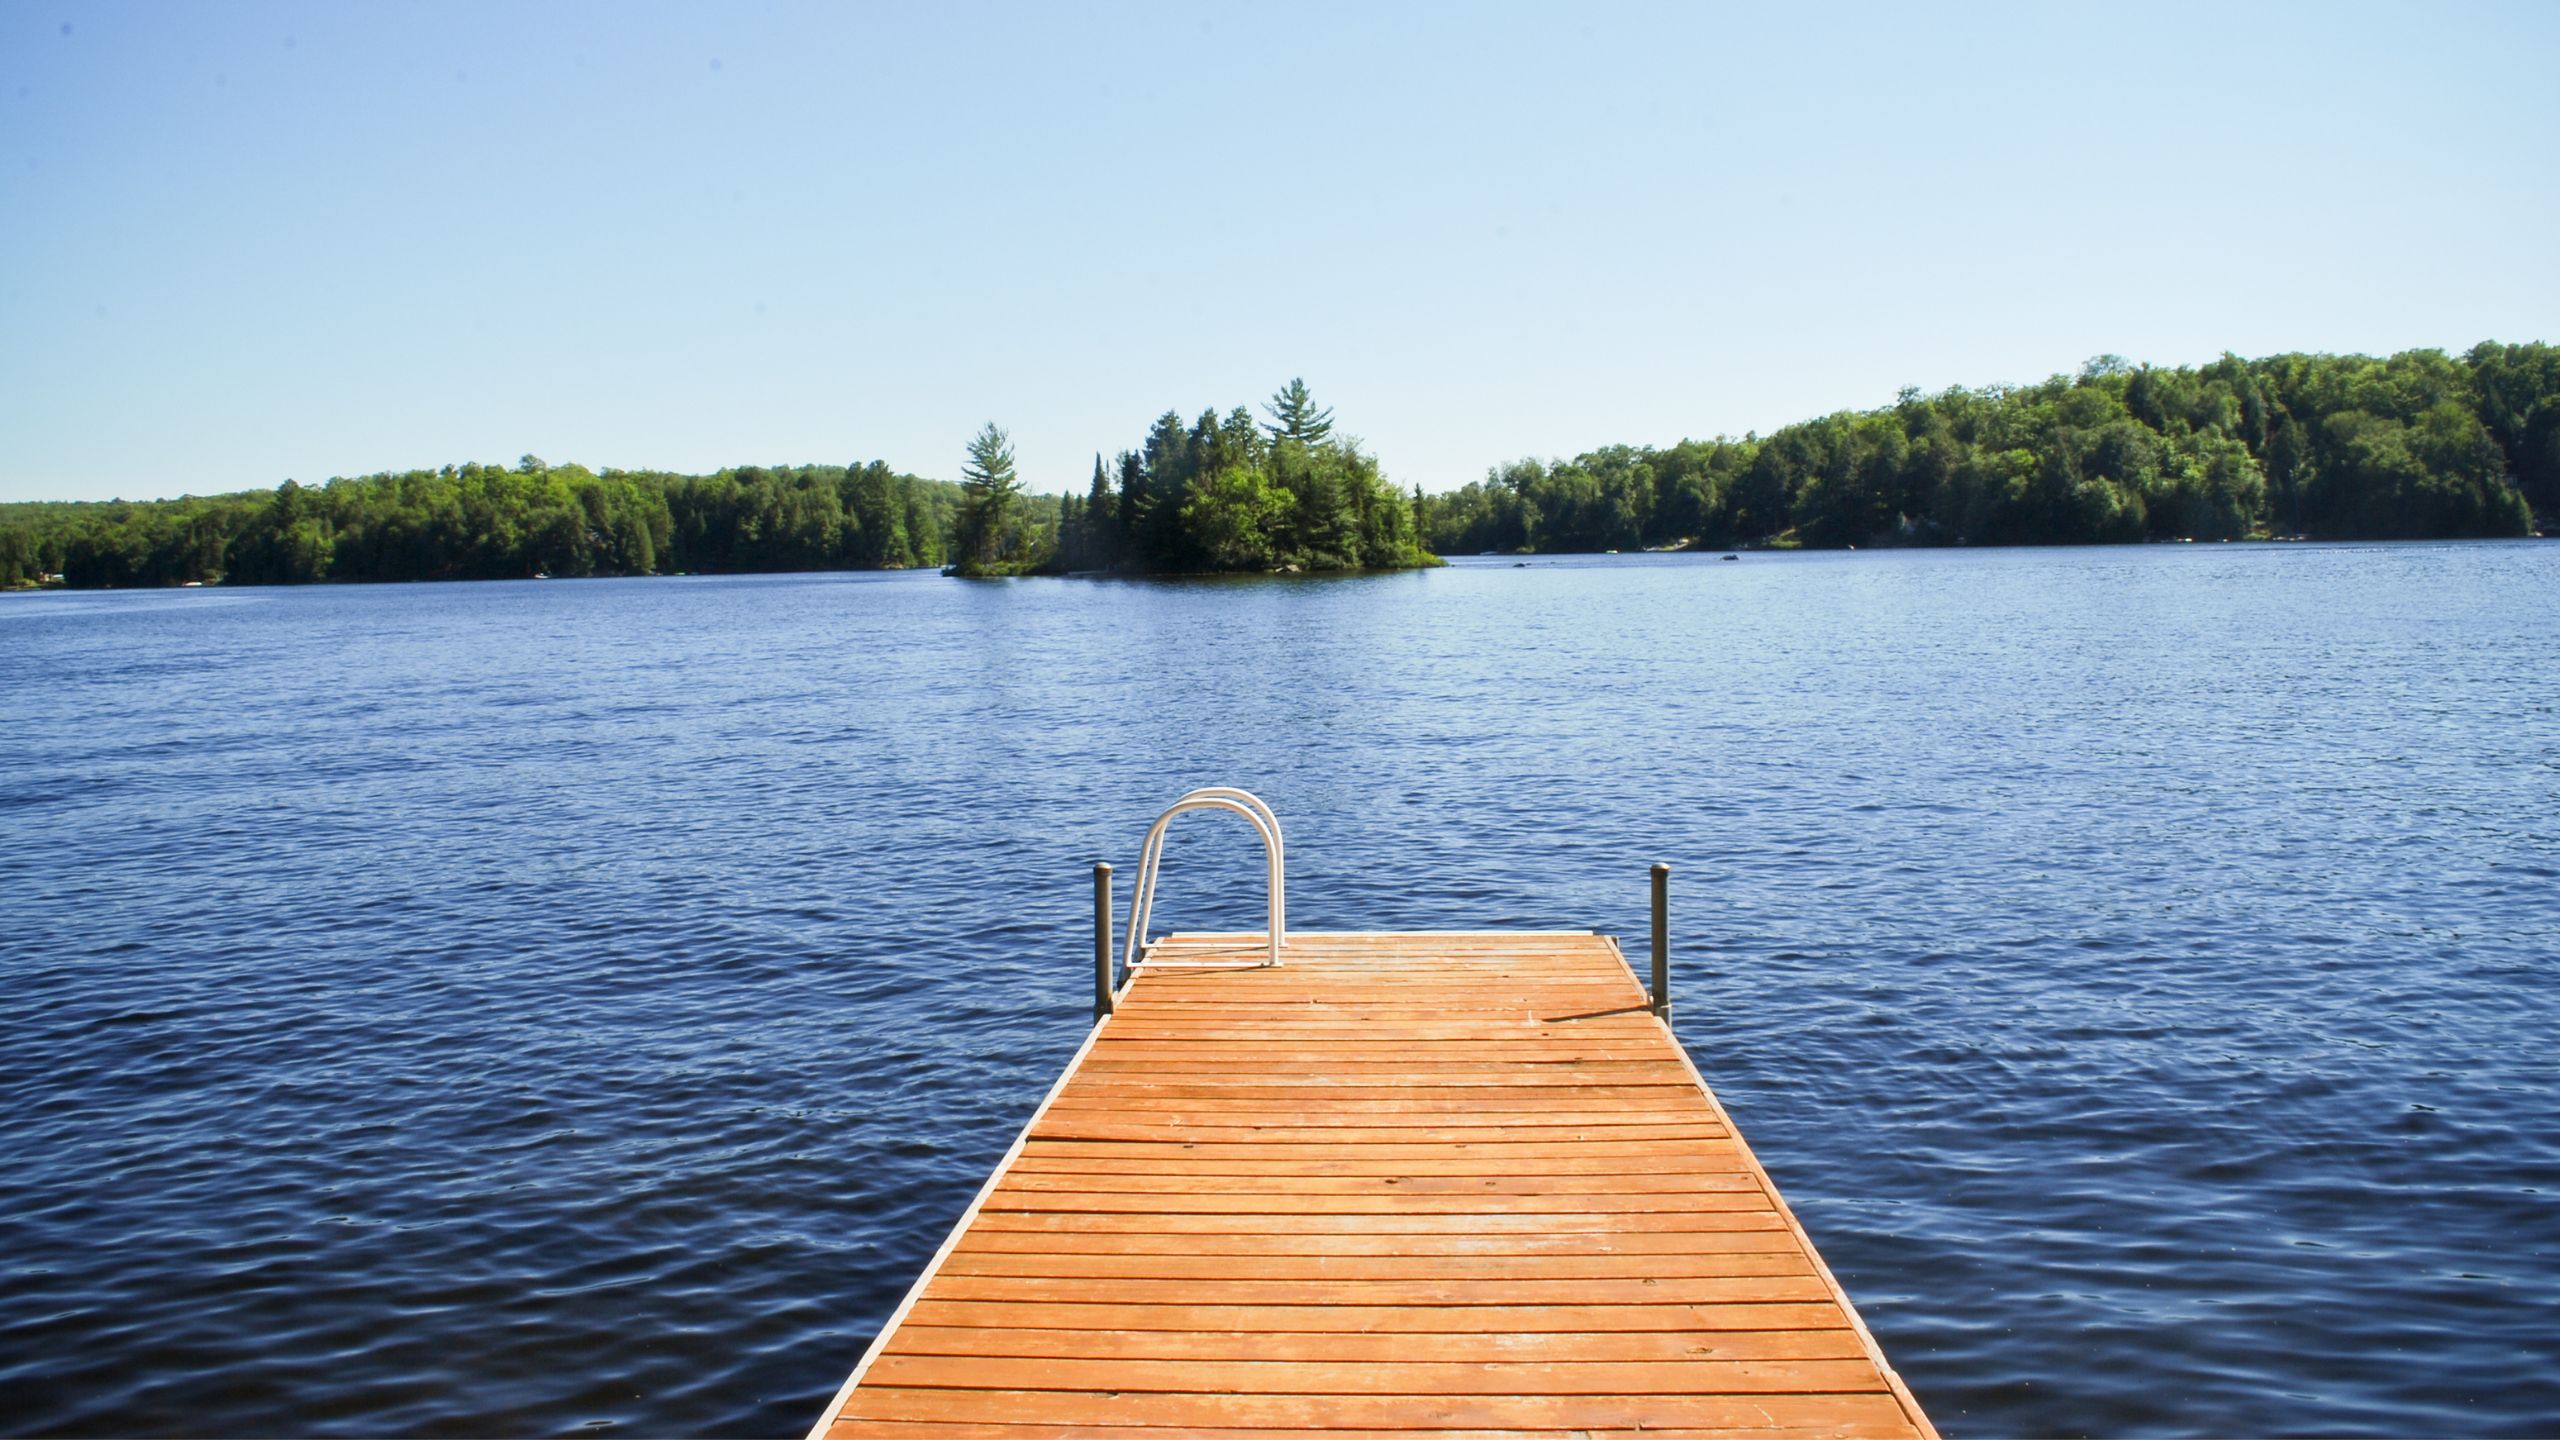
[
  {"x1": 8, "y1": 342, "x2": 2554, "y2": 589},
  {"x1": 11, "y1": 530, "x2": 2555, "y2": 596}
]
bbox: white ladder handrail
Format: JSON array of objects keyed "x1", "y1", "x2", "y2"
[
  {"x1": 1172, "y1": 786, "x2": 1285, "y2": 940},
  {"x1": 1125, "y1": 787, "x2": 1286, "y2": 971}
]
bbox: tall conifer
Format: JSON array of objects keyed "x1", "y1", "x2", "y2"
[{"x1": 957, "y1": 422, "x2": 1020, "y2": 567}]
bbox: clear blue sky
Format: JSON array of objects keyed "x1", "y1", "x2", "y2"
[{"x1": 5, "y1": 0, "x2": 2556, "y2": 503}]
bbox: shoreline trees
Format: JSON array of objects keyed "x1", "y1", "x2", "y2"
[
  {"x1": 0, "y1": 381, "x2": 1433, "y2": 588},
  {"x1": 0, "y1": 458, "x2": 960, "y2": 589},
  {"x1": 1427, "y1": 343, "x2": 2556, "y2": 554},
  {"x1": 8, "y1": 348, "x2": 2553, "y2": 590}
]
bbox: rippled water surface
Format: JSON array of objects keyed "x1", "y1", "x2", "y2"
[{"x1": 3, "y1": 545, "x2": 2557, "y2": 1437}]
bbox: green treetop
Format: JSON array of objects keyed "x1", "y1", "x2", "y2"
[{"x1": 1263, "y1": 378, "x2": 1335, "y2": 445}]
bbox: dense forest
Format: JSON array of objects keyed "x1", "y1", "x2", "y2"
[
  {"x1": 0, "y1": 380, "x2": 1430, "y2": 587},
  {"x1": 0, "y1": 458, "x2": 970, "y2": 589},
  {"x1": 1428, "y1": 343, "x2": 2560, "y2": 553},
  {"x1": 7, "y1": 347, "x2": 2553, "y2": 589},
  {"x1": 947, "y1": 381, "x2": 1435, "y2": 577}
]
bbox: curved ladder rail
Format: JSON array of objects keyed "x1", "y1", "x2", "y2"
[
  {"x1": 1123, "y1": 788, "x2": 1286, "y2": 975},
  {"x1": 1125, "y1": 790, "x2": 1285, "y2": 971},
  {"x1": 1162, "y1": 786, "x2": 1285, "y2": 942}
]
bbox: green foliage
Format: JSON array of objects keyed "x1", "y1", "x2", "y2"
[
  {"x1": 0, "y1": 459, "x2": 961, "y2": 588},
  {"x1": 14, "y1": 346, "x2": 2541, "y2": 591},
  {"x1": 1051, "y1": 381, "x2": 1435, "y2": 575},
  {"x1": 948, "y1": 422, "x2": 1032, "y2": 574},
  {"x1": 1263, "y1": 377, "x2": 1335, "y2": 445},
  {"x1": 1427, "y1": 343, "x2": 2556, "y2": 553},
  {"x1": 2464, "y1": 340, "x2": 2560, "y2": 515}
]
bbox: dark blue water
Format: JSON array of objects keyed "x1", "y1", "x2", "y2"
[{"x1": 3, "y1": 545, "x2": 2556, "y2": 1437}]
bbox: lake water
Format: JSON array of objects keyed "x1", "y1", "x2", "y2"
[{"x1": 3, "y1": 544, "x2": 2556, "y2": 1437}]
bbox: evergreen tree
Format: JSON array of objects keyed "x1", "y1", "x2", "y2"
[
  {"x1": 954, "y1": 422, "x2": 1021, "y2": 570},
  {"x1": 1077, "y1": 454, "x2": 1118, "y2": 570},
  {"x1": 1264, "y1": 377, "x2": 1335, "y2": 444},
  {"x1": 1083, "y1": 455, "x2": 1112, "y2": 527},
  {"x1": 1115, "y1": 450, "x2": 1148, "y2": 557}
]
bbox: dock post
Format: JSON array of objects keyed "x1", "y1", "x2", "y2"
[
  {"x1": 1093, "y1": 862, "x2": 1115, "y2": 1021},
  {"x1": 1650, "y1": 862, "x2": 1671, "y2": 1020}
]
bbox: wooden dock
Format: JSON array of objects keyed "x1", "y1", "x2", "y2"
[{"x1": 811, "y1": 931, "x2": 1934, "y2": 1439}]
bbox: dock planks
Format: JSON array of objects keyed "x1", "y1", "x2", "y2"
[{"x1": 812, "y1": 932, "x2": 1934, "y2": 1439}]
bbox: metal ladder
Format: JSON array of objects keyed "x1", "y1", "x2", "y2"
[
  {"x1": 1124, "y1": 786, "x2": 1286, "y2": 973},
  {"x1": 1085, "y1": 793, "x2": 1673, "y2": 1026}
]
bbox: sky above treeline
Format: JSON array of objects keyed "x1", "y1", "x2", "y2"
[{"x1": 5, "y1": 1, "x2": 2557, "y2": 505}]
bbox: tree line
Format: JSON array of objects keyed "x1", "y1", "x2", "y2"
[
  {"x1": 0, "y1": 458, "x2": 965, "y2": 589},
  {"x1": 1427, "y1": 342, "x2": 2560, "y2": 553},
  {"x1": 8, "y1": 347, "x2": 2554, "y2": 589},
  {"x1": 0, "y1": 380, "x2": 1432, "y2": 588},
  {"x1": 948, "y1": 379, "x2": 1436, "y2": 577}
]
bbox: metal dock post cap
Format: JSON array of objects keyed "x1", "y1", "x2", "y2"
[
  {"x1": 1092, "y1": 862, "x2": 1115, "y2": 1021},
  {"x1": 1650, "y1": 863, "x2": 1671, "y2": 1021}
]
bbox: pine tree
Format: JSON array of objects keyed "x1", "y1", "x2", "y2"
[
  {"x1": 1084, "y1": 454, "x2": 1115, "y2": 531},
  {"x1": 956, "y1": 422, "x2": 1020, "y2": 568},
  {"x1": 1116, "y1": 450, "x2": 1149, "y2": 559},
  {"x1": 1081, "y1": 455, "x2": 1117, "y2": 569},
  {"x1": 1263, "y1": 377, "x2": 1335, "y2": 445}
]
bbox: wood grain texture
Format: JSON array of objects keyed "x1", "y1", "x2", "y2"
[{"x1": 813, "y1": 933, "x2": 1934, "y2": 1439}]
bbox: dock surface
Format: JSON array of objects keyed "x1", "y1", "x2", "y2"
[{"x1": 813, "y1": 931, "x2": 1933, "y2": 1438}]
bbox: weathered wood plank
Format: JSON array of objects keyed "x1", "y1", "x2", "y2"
[
  {"x1": 914, "y1": 1274, "x2": 1836, "y2": 1306},
  {"x1": 992, "y1": 1171, "x2": 1761, "y2": 1194},
  {"x1": 836, "y1": 1388, "x2": 1920, "y2": 1433},
  {"x1": 1072, "y1": 1060, "x2": 1692, "y2": 1076},
  {"x1": 1029, "y1": 1122, "x2": 1732, "y2": 1145},
  {"x1": 834, "y1": 1414, "x2": 1904, "y2": 1424},
  {"x1": 1014, "y1": 1137, "x2": 1740, "y2": 1161},
  {"x1": 951, "y1": 1230, "x2": 1804, "y2": 1257},
  {"x1": 898, "y1": 1298, "x2": 1855, "y2": 1333},
  {"x1": 967, "y1": 1210, "x2": 1793, "y2": 1236},
  {"x1": 881, "y1": 1324, "x2": 1871, "y2": 1362},
  {"x1": 863, "y1": 1353, "x2": 1891, "y2": 1396},
  {"x1": 1040, "y1": 1096, "x2": 1715, "y2": 1115},
  {"x1": 985, "y1": 1181, "x2": 1768, "y2": 1207},
  {"x1": 934, "y1": 1252, "x2": 1815, "y2": 1281},
  {"x1": 1006, "y1": 1149, "x2": 1752, "y2": 1176}
]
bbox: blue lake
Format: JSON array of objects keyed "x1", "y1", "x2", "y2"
[{"x1": 2, "y1": 544, "x2": 2556, "y2": 1436}]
